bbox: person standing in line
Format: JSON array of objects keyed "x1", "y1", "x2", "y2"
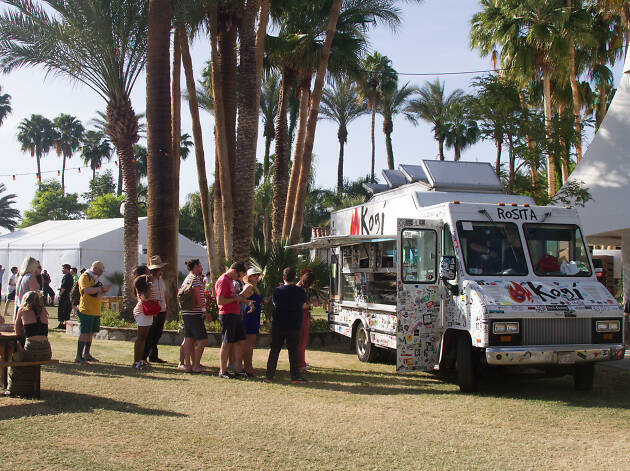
[
  {"x1": 144, "y1": 256, "x2": 168, "y2": 364},
  {"x1": 15, "y1": 257, "x2": 41, "y2": 320},
  {"x1": 215, "y1": 262, "x2": 250, "y2": 379},
  {"x1": 265, "y1": 267, "x2": 308, "y2": 384},
  {"x1": 42, "y1": 269, "x2": 55, "y2": 306},
  {"x1": 56, "y1": 264, "x2": 74, "y2": 329},
  {"x1": 69, "y1": 267, "x2": 79, "y2": 317},
  {"x1": 238, "y1": 267, "x2": 265, "y2": 375},
  {"x1": 132, "y1": 274, "x2": 156, "y2": 370},
  {"x1": 74, "y1": 261, "x2": 110, "y2": 364},
  {"x1": 0, "y1": 264, "x2": 5, "y2": 305},
  {"x1": 203, "y1": 272, "x2": 211, "y2": 289},
  {"x1": 2, "y1": 266, "x2": 18, "y2": 320},
  {"x1": 179, "y1": 259, "x2": 210, "y2": 373},
  {"x1": 297, "y1": 269, "x2": 316, "y2": 374}
]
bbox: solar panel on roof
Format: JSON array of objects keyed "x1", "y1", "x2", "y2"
[
  {"x1": 382, "y1": 169, "x2": 407, "y2": 189},
  {"x1": 362, "y1": 183, "x2": 389, "y2": 194},
  {"x1": 420, "y1": 160, "x2": 503, "y2": 192},
  {"x1": 399, "y1": 164, "x2": 429, "y2": 183}
]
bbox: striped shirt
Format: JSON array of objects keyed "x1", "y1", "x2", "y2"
[{"x1": 181, "y1": 273, "x2": 204, "y2": 315}]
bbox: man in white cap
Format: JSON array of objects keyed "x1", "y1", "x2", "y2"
[
  {"x1": 144, "y1": 255, "x2": 168, "y2": 363},
  {"x1": 75, "y1": 261, "x2": 110, "y2": 364}
]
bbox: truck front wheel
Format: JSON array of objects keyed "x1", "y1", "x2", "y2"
[
  {"x1": 573, "y1": 363, "x2": 595, "y2": 391},
  {"x1": 456, "y1": 334, "x2": 478, "y2": 392},
  {"x1": 355, "y1": 323, "x2": 377, "y2": 363}
]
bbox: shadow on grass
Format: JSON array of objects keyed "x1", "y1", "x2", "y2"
[
  {"x1": 47, "y1": 360, "x2": 191, "y2": 381},
  {"x1": 0, "y1": 389, "x2": 187, "y2": 420}
]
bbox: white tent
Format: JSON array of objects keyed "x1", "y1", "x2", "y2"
[
  {"x1": 0, "y1": 218, "x2": 207, "y2": 294},
  {"x1": 564, "y1": 48, "x2": 630, "y2": 304}
]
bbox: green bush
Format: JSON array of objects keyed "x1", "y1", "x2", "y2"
[
  {"x1": 100, "y1": 309, "x2": 134, "y2": 328},
  {"x1": 310, "y1": 318, "x2": 329, "y2": 332}
]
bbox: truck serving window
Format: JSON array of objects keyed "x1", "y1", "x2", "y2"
[
  {"x1": 456, "y1": 221, "x2": 528, "y2": 276},
  {"x1": 523, "y1": 224, "x2": 592, "y2": 277},
  {"x1": 401, "y1": 229, "x2": 437, "y2": 283}
]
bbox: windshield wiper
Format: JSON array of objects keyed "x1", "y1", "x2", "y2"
[{"x1": 478, "y1": 209, "x2": 493, "y2": 222}]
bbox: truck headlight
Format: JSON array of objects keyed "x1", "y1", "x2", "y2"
[
  {"x1": 596, "y1": 320, "x2": 620, "y2": 332},
  {"x1": 493, "y1": 321, "x2": 519, "y2": 334}
]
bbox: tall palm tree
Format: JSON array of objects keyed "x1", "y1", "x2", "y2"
[
  {"x1": 179, "y1": 133, "x2": 194, "y2": 161},
  {"x1": 16, "y1": 114, "x2": 55, "y2": 183},
  {"x1": 52, "y1": 114, "x2": 84, "y2": 194},
  {"x1": 443, "y1": 100, "x2": 480, "y2": 161},
  {"x1": 0, "y1": 86, "x2": 11, "y2": 126},
  {"x1": 81, "y1": 130, "x2": 112, "y2": 182},
  {"x1": 0, "y1": 183, "x2": 19, "y2": 231},
  {"x1": 260, "y1": 72, "x2": 280, "y2": 180},
  {"x1": 406, "y1": 79, "x2": 464, "y2": 161},
  {"x1": 0, "y1": 0, "x2": 148, "y2": 315},
  {"x1": 471, "y1": 0, "x2": 568, "y2": 197},
  {"x1": 357, "y1": 51, "x2": 397, "y2": 181},
  {"x1": 378, "y1": 82, "x2": 418, "y2": 169},
  {"x1": 320, "y1": 77, "x2": 367, "y2": 194}
]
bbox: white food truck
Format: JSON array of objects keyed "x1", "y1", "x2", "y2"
[{"x1": 292, "y1": 161, "x2": 626, "y2": 391}]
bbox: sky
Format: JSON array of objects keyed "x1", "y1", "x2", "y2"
[{"x1": 0, "y1": 0, "x2": 625, "y2": 218}]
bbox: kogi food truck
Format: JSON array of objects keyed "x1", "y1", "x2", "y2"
[{"x1": 291, "y1": 160, "x2": 625, "y2": 391}]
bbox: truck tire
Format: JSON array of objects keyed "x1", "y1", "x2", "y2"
[
  {"x1": 456, "y1": 334, "x2": 478, "y2": 392},
  {"x1": 573, "y1": 363, "x2": 594, "y2": 391},
  {"x1": 355, "y1": 323, "x2": 377, "y2": 363}
]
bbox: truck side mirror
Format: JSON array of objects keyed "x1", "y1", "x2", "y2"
[{"x1": 439, "y1": 256, "x2": 457, "y2": 281}]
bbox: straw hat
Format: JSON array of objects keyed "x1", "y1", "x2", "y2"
[
  {"x1": 244, "y1": 267, "x2": 262, "y2": 283},
  {"x1": 148, "y1": 255, "x2": 168, "y2": 270}
]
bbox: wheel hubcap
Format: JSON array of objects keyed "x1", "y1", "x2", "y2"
[{"x1": 357, "y1": 327, "x2": 368, "y2": 356}]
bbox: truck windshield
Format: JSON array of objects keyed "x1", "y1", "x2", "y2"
[
  {"x1": 456, "y1": 221, "x2": 528, "y2": 276},
  {"x1": 523, "y1": 224, "x2": 592, "y2": 276}
]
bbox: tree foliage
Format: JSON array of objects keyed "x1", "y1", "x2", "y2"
[{"x1": 20, "y1": 180, "x2": 85, "y2": 227}]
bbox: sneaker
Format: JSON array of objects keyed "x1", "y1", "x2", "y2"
[
  {"x1": 150, "y1": 357, "x2": 167, "y2": 364},
  {"x1": 74, "y1": 357, "x2": 87, "y2": 364},
  {"x1": 218, "y1": 371, "x2": 235, "y2": 379},
  {"x1": 133, "y1": 361, "x2": 145, "y2": 370},
  {"x1": 263, "y1": 378, "x2": 273, "y2": 383},
  {"x1": 234, "y1": 370, "x2": 250, "y2": 378},
  {"x1": 84, "y1": 354, "x2": 99, "y2": 362},
  {"x1": 304, "y1": 364, "x2": 312, "y2": 371},
  {"x1": 291, "y1": 377, "x2": 308, "y2": 384},
  {"x1": 55, "y1": 323, "x2": 65, "y2": 330}
]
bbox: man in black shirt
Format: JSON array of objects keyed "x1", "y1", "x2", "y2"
[
  {"x1": 265, "y1": 267, "x2": 308, "y2": 383},
  {"x1": 57, "y1": 264, "x2": 74, "y2": 329}
]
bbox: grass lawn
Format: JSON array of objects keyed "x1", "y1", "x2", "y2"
[{"x1": 0, "y1": 332, "x2": 629, "y2": 470}]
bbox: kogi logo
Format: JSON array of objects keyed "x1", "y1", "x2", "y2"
[{"x1": 350, "y1": 206, "x2": 385, "y2": 235}]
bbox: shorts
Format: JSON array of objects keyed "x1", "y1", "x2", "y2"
[
  {"x1": 182, "y1": 313, "x2": 208, "y2": 340},
  {"x1": 219, "y1": 314, "x2": 246, "y2": 344},
  {"x1": 134, "y1": 312, "x2": 153, "y2": 327},
  {"x1": 7, "y1": 291, "x2": 15, "y2": 301},
  {"x1": 77, "y1": 312, "x2": 101, "y2": 334}
]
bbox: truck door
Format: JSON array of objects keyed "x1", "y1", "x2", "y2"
[{"x1": 396, "y1": 218, "x2": 442, "y2": 372}]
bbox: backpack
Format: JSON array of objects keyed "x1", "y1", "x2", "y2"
[
  {"x1": 177, "y1": 275, "x2": 196, "y2": 311},
  {"x1": 70, "y1": 273, "x2": 92, "y2": 307}
]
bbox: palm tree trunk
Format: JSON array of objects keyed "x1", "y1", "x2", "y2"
[
  {"x1": 213, "y1": 148, "x2": 225, "y2": 266},
  {"x1": 494, "y1": 137, "x2": 502, "y2": 175},
  {"x1": 542, "y1": 66, "x2": 556, "y2": 197},
  {"x1": 283, "y1": 78, "x2": 310, "y2": 240},
  {"x1": 61, "y1": 154, "x2": 67, "y2": 193},
  {"x1": 263, "y1": 135, "x2": 272, "y2": 179},
  {"x1": 454, "y1": 144, "x2": 461, "y2": 161},
  {"x1": 209, "y1": 9, "x2": 234, "y2": 258},
  {"x1": 181, "y1": 28, "x2": 218, "y2": 282},
  {"x1": 171, "y1": 24, "x2": 182, "y2": 313},
  {"x1": 92, "y1": 167, "x2": 96, "y2": 182},
  {"x1": 117, "y1": 163, "x2": 123, "y2": 195},
  {"x1": 507, "y1": 133, "x2": 515, "y2": 194},
  {"x1": 370, "y1": 100, "x2": 376, "y2": 181},
  {"x1": 233, "y1": 0, "x2": 265, "y2": 263},
  {"x1": 384, "y1": 129, "x2": 394, "y2": 170},
  {"x1": 337, "y1": 126, "x2": 347, "y2": 196},
  {"x1": 146, "y1": 0, "x2": 178, "y2": 320},
  {"x1": 288, "y1": 0, "x2": 342, "y2": 244},
  {"x1": 36, "y1": 153, "x2": 42, "y2": 184},
  {"x1": 262, "y1": 212, "x2": 271, "y2": 249},
  {"x1": 438, "y1": 138, "x2": 444, "y2": 160},
  {"x1": 271, "y1": 69, "x2": 295, "y2": 242},
  {"x1": 567, "y1": 14, "x2": 582, "y2": 164}
]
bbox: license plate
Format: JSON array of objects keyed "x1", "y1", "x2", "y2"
[{"x1": 558, "y1": 352, "x2": 576, "y2": 365}]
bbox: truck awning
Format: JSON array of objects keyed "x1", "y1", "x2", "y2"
[{"x1": 286, "y1": 235, "x2": 396, "y2": 250}]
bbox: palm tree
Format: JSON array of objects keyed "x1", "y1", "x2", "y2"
[
  {"x1": 406, "y1": 79, "x2": 464, "y2": 160},
  {"x1": 260, "y1": 72, "x2": 280, "y2": 180},
  {"x1": 356, "y1": 51, "x2": 398, "y2": 181},
  {"x1": 320, "y1": 77, "x2": 367, "y2": 194},
  {"x1": 52, "y1": 114, "x2": 84, "y2": 194},
  {"x1": 443, "y1": 100, "x2": 480, "y2": 161},
  {"x1": 0, "y1": 0, "x2": 148, "y2": 315},
  {"x1": 0, "y1": 183, "x2": 19, "y2": 231},
  {"x1": 0, "y1": 86, "x2": 11, "y2": 126},
  {"x1": 378, "y1": 82, "x2": 418, "y2": 169},
  {"x1": 471, "y1": 0, "x2": 569, "y2": 197},
  {"x1": 81, "y1": 130, "x2": 112, "y2": 182},
  {"x1": 179, "y1": 133, "x2": 194, "y2": 160},
  {"x1": 16, "y1": 114, "x2": 55, "y2": 183}
]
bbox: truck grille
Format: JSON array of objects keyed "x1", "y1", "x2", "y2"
[{"x1": 522, "y1": 318, "x2": 591, "y2": 346}]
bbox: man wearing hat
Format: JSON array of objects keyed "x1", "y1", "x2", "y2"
[
  {"x1": 144, "y1": 255, "x2": 168, "y2": 363},
  {"x1": 75, "y1": 260, "x2": 110, "y2": 364}
]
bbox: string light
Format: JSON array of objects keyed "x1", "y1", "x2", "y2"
[
  {"x1": 78, "y1": 168, "x2": 81, "y2": 174},
  {"x1": 12, "y1": 175, "x2": 15, "y2": 181},
  {"x1": 57, "y1": 170, "x2": 60, "y2": 176}
]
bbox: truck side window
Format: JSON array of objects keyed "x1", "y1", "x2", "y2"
[
  {"x1": 401, "y1": 229, "x2": 437, "y2": 284},
  {"x1": 444, "y1": 224, "x2": 455, "y2": 257}
]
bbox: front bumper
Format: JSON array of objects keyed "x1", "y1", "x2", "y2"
[{"x1": 485, "y1": 344, "x2": 625, "y2": 366}]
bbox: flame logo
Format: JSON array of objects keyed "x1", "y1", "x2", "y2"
[
  {"x1": 507, "y1": 281, "x2": 533, "y2": 303},
  {"x1": 350, "y1": 208, "x2": 360, "y2": 235}
]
